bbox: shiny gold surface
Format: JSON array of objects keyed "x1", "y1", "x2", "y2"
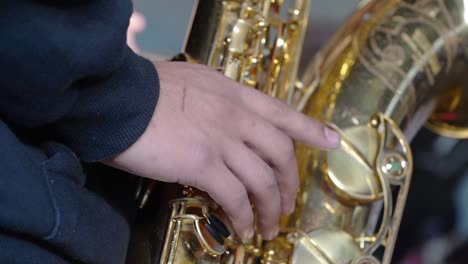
[
  {"x1": 185, "y1": 0, "x2": 310, "y2": 102},
  {"x1": 288, "y1": 1, "x2": 467, "y2": 263},
  {"x1": 287, "y1": 0, "x2": 467, "y2": 263},
  {"x1": 160, "y1": 198, "x2": 228, "y2": 263},
  {"x1": 326, "y1": 125, "x2": 381, "y2": 204},
  {"x1": 307, "y1": 229, "x2": 361, "y2": 263},
  {"x1": 129, "y1": 0, "x2": 468, "y2": 263},
  {"x1": 426, "y1": 81, "x2": 468, "y2": 138}
]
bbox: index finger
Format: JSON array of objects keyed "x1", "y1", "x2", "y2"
[{"x1": 238, "y1": 85, "x2": 341, "y2": 150}]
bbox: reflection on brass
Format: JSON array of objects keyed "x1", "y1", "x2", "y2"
[
  {"x1": 426, "y1": 82, "x2": 468, "y2": 138},
  {"x1": 326, "y1": 125, "x2": 382, "y2": 204},
  {"x1": 127, "y1": 0, "x2": 468, "y2": 263}
]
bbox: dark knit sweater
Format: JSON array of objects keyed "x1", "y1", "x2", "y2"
[{"x1": 0, "y1": 0, "x2": 159, "y2": 263}]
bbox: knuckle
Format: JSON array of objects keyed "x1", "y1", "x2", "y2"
[
  {"x1": 207, "y1": 180, "x2": 253, "y2": 226},
  {"x1": 199, "y1": 147, "x2": 215, "y2": 166},
  {"x1": 255, "y1": 165, "x2": 277, "y2": 194},
  {"x1": 269, "y1": 98, "x2": 288, "y2": 119},
  {"x1": 278, "y1": 137, "x2": 295, "y2": 162},
  {"x1": 257, "y1": 208, "x2": 277, "y2": 223},
  {"x1": 192, "y1": 141, "x2": 215, "y2": 167},
  {"x1": 263, "y1": 175, "x2": 277, "y2": 194}
]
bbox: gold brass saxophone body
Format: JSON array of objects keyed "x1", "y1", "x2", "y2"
[{"x1": 127, "y1": 0, "x2": 468, "y2": 263}]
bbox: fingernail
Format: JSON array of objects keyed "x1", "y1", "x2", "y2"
[
  {"x1": 264, "y1": 226, "x2": 279, "y2": 241},
  {"x1": 242, "y1": 228, "x2": 254, "y2": 244},
  {"x1": 324, "y1": 126, "x2": 340, "y2": 147}
]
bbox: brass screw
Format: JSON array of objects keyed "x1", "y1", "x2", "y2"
[{"x1": 381, "y1": 152, "x2": 407, "y2": 179}]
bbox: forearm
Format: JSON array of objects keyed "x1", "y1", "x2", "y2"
[{"x1": 0, "y1": 0, "x2": 159, "y2": 161}]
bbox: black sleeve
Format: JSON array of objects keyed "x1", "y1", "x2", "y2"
[{"x1": 0, "y1": 0, "x2": 159, "y2": 161}]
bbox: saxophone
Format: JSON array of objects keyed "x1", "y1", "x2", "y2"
[{"x1": 126, "y1": 0, "x2": 468, "y2": 263}]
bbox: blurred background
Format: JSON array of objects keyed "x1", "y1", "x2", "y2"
[{"x1": 130, "y1": 1, "x2": 468, "y2": 263}]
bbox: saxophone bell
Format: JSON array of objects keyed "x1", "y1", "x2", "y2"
[{"x1": 426, "y1": 78, "x2": 468, "y2": 139}]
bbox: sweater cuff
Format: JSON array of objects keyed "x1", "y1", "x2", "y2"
[{"x1": 55, "y1": 48, "x2": 159, "y2": 162}]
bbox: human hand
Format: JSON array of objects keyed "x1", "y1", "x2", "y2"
[
  {"x1": 127, "y1": 11, "x2": 146, "y2": 53},
  {"x1": 105, "y1": 61, "x2": 340, "y2": 242}
]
